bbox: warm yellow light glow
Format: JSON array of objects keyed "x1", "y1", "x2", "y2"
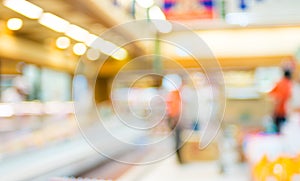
[
  {"x1": 65, "y1": 24, "x2": 89, "y2": 42},
  {"x1": 149, "y1": 6, "x2": 166, "y2": 20},
  {"x1": 112, "y1": 48, "x2": 128, "y2": 61},
  {"x1": 149, "y1": 6, "x2": 171, "y2": 33},
  {"x1": 7, "y1": 18, "x2": 23, "y2": 30},
  {"x1": 99, "y1": 41, "x2": 119, "y2": 55},
  {"x1": 56, "y1": 36, "x2": 70, "y2": 49},
  {"x1": 85, "y1": 34, "x2": 99, "y2": 47},
  {"x1": 3, "y1": 0, "x2": 43, "y2": 19},
  {"x1": 73, "y1": 43, "x2": 87, "y2": 56},
  {"x1": 39, "y1": 13, "x2": 70, "y2": 33},
  {"x1": 87, "y1": 48, "x2": 100, "y2": 61}
]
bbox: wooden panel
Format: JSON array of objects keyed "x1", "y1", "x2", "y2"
[
  {"x1": 174, "y1": 55, "x2": 292, "y2": 70},
  {"x1": 0, "y1": 34, "x2": 76, "y2": 72},
  {"x1": 0, "y1": 59, "x2": 21, "y2": 74},
  {"x1": 0, "y1": 34, "x2": 128, "y2": 76}
]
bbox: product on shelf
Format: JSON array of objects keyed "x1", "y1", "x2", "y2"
[
  {"x1": 244, "y1": 113, "x2": 300, "y2": 181},
  {"x1": 252, "y1": 155, "x2": 300, "y2": 181}
]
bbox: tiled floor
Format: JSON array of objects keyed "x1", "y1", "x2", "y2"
[{"x1": 120, "y1": 156, "x2": 250, "y2": 181}]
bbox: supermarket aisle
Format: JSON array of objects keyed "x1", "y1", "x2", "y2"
[{"x1": 120, "y1": 156, "x2": 250, "y2": 181}]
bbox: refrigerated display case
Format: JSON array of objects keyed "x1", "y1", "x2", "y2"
[{"x1": 0, "y1": 101, "x2": 147, "y2": 180}]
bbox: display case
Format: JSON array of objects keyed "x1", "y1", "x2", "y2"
[{"x1": 0, "y1": 101, "x2": 146, "y2": 180}]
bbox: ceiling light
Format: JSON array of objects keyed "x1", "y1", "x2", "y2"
[
  {"x1": 7, "y1": 18, "x2": 23, "y2": 31},
  {"x1": 136, "y1": 0, "x2": 154, "y2": 8},
  {"x1": 149, "y1": 6, "x2": 166, "y2": 20},
  {"x1": 66, "y1": 24, "x2": 89, "y2": 42},
  {"x1": 100, "y1": 41, "x2": 119, "y2": 55},
  {"x1": 3, "y1": 0, "x2": 43, "y2": 19},
  {"x1": 112, "y1": 48, "x2": 128, "y2": 60},
  {"x1": 85, "y1": 34, "x2": 99, "y2": 47},
  {"x1": 87, "y1": 48, "x2": 100, "y2": 61},
  {"x1": 39, "y1": 13, "x2": 70, "y2": 33},
  {"x1": 56, "y1": 36, "x2": 70, "y2": 49},
  {"x1": 73, "y1": 43, "x2": 87, "y2": 56},
  {"x1": 89, "y1": 37, "x2": 106, "y2": 50}
]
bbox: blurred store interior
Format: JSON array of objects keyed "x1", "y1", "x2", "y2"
[{"x1": 1, "y1": 0, "x2": 300, "y2": 180}]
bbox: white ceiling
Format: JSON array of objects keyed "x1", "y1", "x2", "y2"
[{"x1": 160, "y1": 27, "x2": 300, "y2": 58}]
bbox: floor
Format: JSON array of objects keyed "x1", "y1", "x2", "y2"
[{"x1": 119, "y1": 156, "x2": 251, "y2": 181}]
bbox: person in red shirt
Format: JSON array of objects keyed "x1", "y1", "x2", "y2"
[{"x1": 269, "y1": 69, "x2": 292, "y2": 133}]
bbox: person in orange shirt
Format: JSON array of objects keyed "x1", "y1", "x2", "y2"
[
  {"x1": 166, "y1": 89, "x2": 181, "y2": 129},
  {"x1": 269, "y1": 69, "x2": 292, "y2": 133},
  {"x1": 166, "y1": 88, "x2": 183, "y2": 163}
]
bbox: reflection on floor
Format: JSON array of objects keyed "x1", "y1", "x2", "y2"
[{"x1": 119, "y1": 156, "x2": 250, "y2": 181}]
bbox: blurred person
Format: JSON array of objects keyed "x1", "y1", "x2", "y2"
[
  {"x1": 166, "y1": 87, "x2": 182, "y2": 163},
  {"x1": 166, "y1": 87, "x2": 181, "y2": 129},
  {"x1": 2, "y1": 76, "x2": 29, "y2": 102},
  {"x1": 269, "y1": 69, "x2": 292, "y2": 133},
  {"x1": 164, "y1": 74, "x2": 183, "y2": 163}
]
